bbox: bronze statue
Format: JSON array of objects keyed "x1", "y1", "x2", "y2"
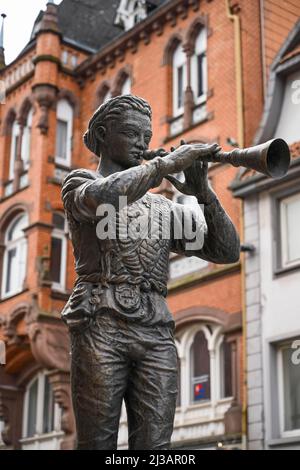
[{"x1": 60, "y1": 94, "x2": 255, "y2": 450}]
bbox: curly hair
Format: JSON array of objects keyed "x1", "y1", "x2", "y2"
[{"x1": 83, "y1": 95, "x2": 152, "y2": 157}]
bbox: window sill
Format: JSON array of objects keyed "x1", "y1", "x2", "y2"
[
  {"x1": 274, "y1": 262, "x2": 300, "y2": 278},
  {"x1": 20, "y1": 431, "x2": 64, "y2": 444},
  {"x1": 268, "y1": 434, "x2": 300, "y2": 447},
  {"x1": 1, "y1": 182, "x2": 29, "y2": 202},
  {"x1": 168, "y1": 262, "x2": 240, "y2": 293},
  {"x1": 164, "y1": 110, "x2": 214, "y2": 144},
  {"x1": 51, "y1": 288, "x2": 71, "y2": 301},
  {"x1": 0, "y1": 287, "x2": 29, "y2": 302}
]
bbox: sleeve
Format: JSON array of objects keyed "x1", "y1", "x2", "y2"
[
  {"x1": 170, "y1": 201, "x2": 208, "y2": 256},
  {"x1": 61, "y1": 157, "x2": 172, "y2": 223},
  {"x1": 170, "y1": 198, "x2": 240, "y2": 264}
]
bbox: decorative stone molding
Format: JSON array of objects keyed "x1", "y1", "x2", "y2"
[
  {"x1": 183, "y1": 15, "x2": 207, "y2": 55},
  {"x1": 1, "y1": 304, "x2": 30, "y2": 347},
  {"x1": 162, "y1": 33, "x2": 183, "y2": 66},
  {"x1": 26, "y1": 316, "x2": 70, "y2": 372},
  {"x1": 32, "y1": 84, "x2": 58, "y2": 135},
  {"x1": 1, "y1": 107, "x2": 16, "y2": 136},
  {"x1": 175, "y1": 306, "x2": 242, "y2": 332},
  {"x1": 57, "y1": 88, "x2": 80, "y2": 117},
  {"x1": 17, "y1": 96, "x2": 35, "y2": 127},
  {"x1": 0, "y1": 384, "x2": 23, "y2": 448},
  {"x1": 111, "y1": 64, "x2": 133, "y2": 97},
  {"x1": 48, "y1": 370, "x2": 75, "y2": 450},
  {"x1": 95, "y1": 80, "x2": 111, "y2": 108}
]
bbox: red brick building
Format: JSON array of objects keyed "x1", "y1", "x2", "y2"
[{"x1": 0, "y1": 0, "x2": 299, "y2": 450}]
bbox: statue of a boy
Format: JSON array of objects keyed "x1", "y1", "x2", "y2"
[{"x1": 61, "y1": 95, "x2": 240, "y2": 450}]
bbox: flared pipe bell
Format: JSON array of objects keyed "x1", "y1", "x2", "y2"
[{"x1": 215, "y1": 138, "x2": 291, "y2": 178}]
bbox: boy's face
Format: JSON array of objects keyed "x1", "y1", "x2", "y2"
[{"x1": 101, "y1": 109, "x2": 153, "y2": 169}]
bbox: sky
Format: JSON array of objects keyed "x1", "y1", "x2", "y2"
[{"x1": 1, "y1": 0, "x2": 63, "y2": 65}]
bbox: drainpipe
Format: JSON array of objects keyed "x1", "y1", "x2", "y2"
[
  {"x1": 259, "y1": 0, "x2": 266, "y2": 100},
  {"x1": 225, "y1": 0, "x2": 244, "y2": 148},
  {"x1": 225, "y1": 0, "x2": 247, "y2": 450}
]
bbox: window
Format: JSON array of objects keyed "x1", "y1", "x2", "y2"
[
  {"x1": 9, "y1": 120, "x2": 20, "y2": 180},
  {"x1": 176, "y1": 324, "x2": 235, "y2": 410},
  {"x1": 61, "y1": 50, "x2": 68, "y2": 65},
  {"x1": 190, "y1": 330, "x2": 211, "y2": 403},
  {"x1": 115, "y1": 0, "x2": 147, "y2": 31},
  {"x1": 71, "y1": 55, "x2": 78, "y2": 68},
  {"x1": 173, "y1": 43, "x2": 187, "y2": 117},
  {"x1": 50, "y1": 213, "x2": 67, "y2": 291},
  {"x1": 55, "y1": 100, "x2": 73, "y2": 166},
  {"x1": 169, "y1": 172, "x2": 208, "y2": 280},
  {"x1": 121, "y1": 76, "x2": 131, "y2": 95},
  {"x1": 22, "y1": 372, "x2": 61, "y2": 443},
  {"x1": 103, "y1": 89, "x2": 112, "y2": 104},
  {"x1": 278, "y1": 342, "x2": 300, "y2": 437},
  {"x1": 220, "y1": 340, "x2": 233, "y2": 398},
  {"x1": 274, "y1": 70, "x2": 300, "y2": 144},
  {"x1": 21, "y1": 108, "x2": 33, "y2": 171},
  {"x1": 2, "y1": 213, "x2": 28, "y2": 298},
  {"x1": 191, "y1": 28, "x2": 207, "y2": 105},
  {"x1": 279, "y1": 192, "x2": 300, "y2": 269}
]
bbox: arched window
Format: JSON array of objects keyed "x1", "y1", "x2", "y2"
[
  {"x1": 173, "y1": 43, "x2": 187, "y2": 117},
  {"x1": 2, "y1": 213, "x2": 28, "y2": 298},
  {"x1": 190, "y1": 330, "x2": 211, "y2": 403},
  {"x1": 9, "y1": 119, "x2": 20, "y2": 180},
  {"x1": 55, "y1": 100, "x2": 73, "y2": 166},
  {"x1": 191, "y1": 28, "x2": 207, "y2": 104},
  {"x1": 103, "y1": 88, "x2": 112, "y2": 103},
  {"x1": 50, "y1": 213, "x2": 68, "y2": 291},
  {"x1": 121, "y1": 75, "x2": 131, "y2": 95},
  {"x1": 22, "y1": 372, "x2": 62, "y2": 449},
  {"x1": 175, "y1": 322, "x2": 236, "y2": 410},
  {"x1": 21, "y1": 108, "x2": 33, "y2": 171},
  {"x1": 220, "y1": 339, "x2": 233, "y2": 398}
]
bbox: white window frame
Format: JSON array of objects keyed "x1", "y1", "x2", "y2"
[
  {"x1": 280, "y1": 192, "x2": 300, "y2": 269},
  {"x1": 1, "y1": 213, "x2": 28, "y2": 299},
  {"x1": 21, "y1": 108, "x2": 33, "y2": 171},
  {"x1": 121, "y1": 76, "x2": 131, "y2": 95},
  {"x1": 176, "y1": 323, "x2": 227, "y2": 411},
  {"x1": 22, "y1": 372, "x2": 62, "y2": 449},
  {"x1": 191, "y1": 28, "x2": 208, "y2": 106},
  {"x1": 55, "y1": 99, "x2": 73, "y2": 166},
  {"x1": 103, "y1": 89, "x2": 112, "y2": 103},
  {"x1": 51, "y1": 214, "x2": 68, "y2": 292},
  {"x1": 277, "y1": 342, "x2": 300, "y2": 438},
  {"x1": 173, "y1": 44, "x2": 187, "y2": 117},
  {"x1": 9, "y1": 120, "x2": 20, "y2": 180}
]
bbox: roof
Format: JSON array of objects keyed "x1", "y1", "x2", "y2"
[{"x1": 30, "y1": 0, "x2": 168, "y2": 53}]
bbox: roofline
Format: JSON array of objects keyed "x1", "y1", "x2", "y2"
[
  {"x1": 0, "y1": 41, "x2": 36, "y2": 75},
  {"x1": 75, "y1": 0, "x2": 191, "y2": 76}
]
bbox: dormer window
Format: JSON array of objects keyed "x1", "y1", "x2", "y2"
[{"x1": 115, "y1": 0, "x2": 147, "y2": 31}]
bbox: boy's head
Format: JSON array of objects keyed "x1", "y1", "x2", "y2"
[{"x1": 84, "y1": 95, "x2": 153, "y2": 169}]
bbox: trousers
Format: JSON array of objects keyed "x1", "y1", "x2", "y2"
[{"x1": 69, "y1": 311, "x2": 178, "y2": 450}]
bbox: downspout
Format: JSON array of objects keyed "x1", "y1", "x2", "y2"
[
  {"x1": 225, "y1": 0, "x2": 244, "y2": 148},
  {"x1": 259, "y1": 0, "x2": 266, "y2": 100},
  {"x1": 225, "y1": 0, "x2": 247, "y2": 450}
]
